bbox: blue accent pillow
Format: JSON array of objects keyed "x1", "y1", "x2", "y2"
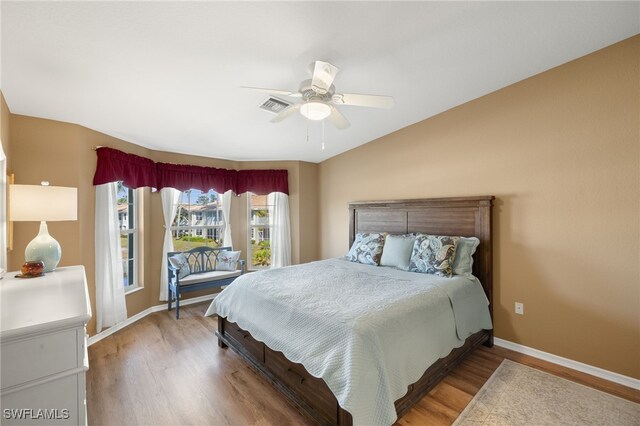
[
  {"x1": 380, "y1": 234, "x2": 415, "y2": 270},
  {"x1": 452, "y1": 237, "x2": 480, "y2": 277}
]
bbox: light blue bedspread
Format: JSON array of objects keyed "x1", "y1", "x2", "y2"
[{"x1": 206, "y1": 258, "x2": 492, "y2": 426}]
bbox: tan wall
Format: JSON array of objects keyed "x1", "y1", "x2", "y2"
[
  {"x1": 6, "y1": 115, "x2": 318, "y2": 335},
  {"x1": 298, "y1": 161, "x2": 319, "y2": 263},
  {"x1": 318, "y1": 36, "x2": 640, "y2": 378},
  {"x1": 8, "y1": 115, "x2": 155, "y2": 335}
]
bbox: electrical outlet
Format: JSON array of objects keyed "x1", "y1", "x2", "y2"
[{"x1": 515, "y1": 302, "x2": 524, "y2": 315}]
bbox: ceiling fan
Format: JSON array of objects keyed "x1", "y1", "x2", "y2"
[{"x1": 243, "y1": 61, "x2": 395, "y2": 130}]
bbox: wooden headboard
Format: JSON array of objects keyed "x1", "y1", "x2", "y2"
[{"x1": 348, "y1": 196, "x2": 494, "y2": 319}]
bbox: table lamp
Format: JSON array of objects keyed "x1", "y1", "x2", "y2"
[{"x1": 9, "y1": 182, "x2": 78, "y2": 272}]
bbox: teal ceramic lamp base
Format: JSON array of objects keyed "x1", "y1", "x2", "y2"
[{"x1": 25, "y1": 221, "x2": 62, "y2": 273}]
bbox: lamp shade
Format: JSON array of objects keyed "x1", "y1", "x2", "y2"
[
  {"x1": 9, "y1": 184, "x2": 78, "y2": 222},
  {"x1": 300, "y1": 101, "x2": 331, "y2": 121}
]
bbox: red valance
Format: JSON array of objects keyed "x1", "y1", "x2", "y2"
[
  {"x1": 236, "y1": 169, "x2": 289, "y2": 195},
  {"x1": 92, "y1": 147, "x2": 289, "y2": 195},
  {"x1": 156, "y1": 163, "x2": 237, "y2": 193},
  {"x1": 93, "y1": 147, "x2": 157, "y2": 188}
]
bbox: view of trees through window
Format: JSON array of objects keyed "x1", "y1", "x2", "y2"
[
  {"x1": 171, "y1": 189, "x2": 224, "y2": 251},
  {"x1": 248, "y1": 193, "x2": 272, "y2": 269},
  {"x1": 116, "y1": 183, "x2": 136, "y2": 287}
]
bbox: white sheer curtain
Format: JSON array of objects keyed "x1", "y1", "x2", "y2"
[
  {"x1": 268, "y1": 192, "x2": 291, "y2": 268},
  {"x1": 95, "y1": 183, "x2": 127, "y2": 332},
  {"x1": 0, "y1": 143, "x2": 6, "y2": 272},
  {"x1": 159, "y1": 187, "x2": 181, "y2": 301},
  {"x1": 222, "y1": 190, "x2": 233, "y2": 248}
]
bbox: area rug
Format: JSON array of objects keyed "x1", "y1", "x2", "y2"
[{"x1": 453, "y1": 359, "x2": 639, "y2": 425}]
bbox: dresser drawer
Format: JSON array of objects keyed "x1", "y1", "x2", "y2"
[
  {"x1": 224, "y1": 321, "x2": 264, "y2": 363},
  {"x1": 1, "y1": 372, "x2": 80, "y2": 425},
  {"x1": 264, "y1": 347, "x2": 337, "y2": 424},
  {"x1": 1, "y1": 329, "x2": 79, "y2": 389}
]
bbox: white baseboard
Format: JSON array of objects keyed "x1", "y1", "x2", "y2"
[
  {"x1": 88, "y1": 294, "x2": 216, "y2": 346},
  {"x1": 494, "y1": 337, "x2": 640, "y2": 390}
]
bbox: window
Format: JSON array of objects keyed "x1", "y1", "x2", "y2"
[
  {"x1": 247, "y1": 193, "x2": 272, "y2": 269},
  {"x1": 171, "y1": 189, "x2": 224, "y2": 251},
  {"x1": 116, "y1": 183, "x2": 139, "y2": 289}
]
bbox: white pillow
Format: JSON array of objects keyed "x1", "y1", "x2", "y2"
[
  {"x1": 452, "y1": 237, "x2": 480, "y2": 277},
  {"x1": 380, "y1": 234, "x2": 415, "y2": 270},
  {"x1": 216, "y1": 250, "x2": 241, "y2": 271}
]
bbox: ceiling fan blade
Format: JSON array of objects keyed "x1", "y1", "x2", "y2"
[
  {"x1": 327, "y1": 106, "x2": 350, "y2": 130},
  {"x1": 332, "y1": 93, "x2": 395, "y2": 109},
  {"x1": 241, "y1": 86, "x2": 302, "y2": 98},
  {"x1": 270, "y1": 103, "x2": 302, "y2": 123},
  {"x1": 311, "y1": 61, "x2": 339, "y2": 95}
]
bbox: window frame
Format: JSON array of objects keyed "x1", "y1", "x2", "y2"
[
  {"x1": 247, "y1": 192, "x2": 273, "y2": 270},
  {"x1": 118, "y1": 186, "x2": 143, "y2": 292}
]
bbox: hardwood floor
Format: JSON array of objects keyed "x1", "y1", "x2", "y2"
[{"x1": 87, "y1": 302, "x2": 639, "y2": 426}]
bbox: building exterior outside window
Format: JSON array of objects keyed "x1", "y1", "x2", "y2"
[{"x1": 171, "y1": 189, "x2": 224, "y2": 251}]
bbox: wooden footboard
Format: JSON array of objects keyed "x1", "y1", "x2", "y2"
[{"x1": 216, "y1": 316, "x2": 492, "y2": 426}]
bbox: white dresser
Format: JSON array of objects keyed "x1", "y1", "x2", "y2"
[{"x1": 1, "y1": 266, "x2": 91, "y2": 425}]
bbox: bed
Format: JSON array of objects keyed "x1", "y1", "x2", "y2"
[{"x1": 209, "y1": 196, "x2": 494, "y2": 425}]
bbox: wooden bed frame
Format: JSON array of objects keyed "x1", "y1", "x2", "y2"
[{"x1": 216, "y1": 196, "x2": 494, "y2": 425}]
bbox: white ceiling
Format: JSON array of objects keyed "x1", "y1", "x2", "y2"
[{"x1": 1, "y1": 2, "x2": 638, "y2": 163}]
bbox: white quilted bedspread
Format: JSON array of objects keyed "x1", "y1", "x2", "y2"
[{"x1": 206, "y1": 258, "x2": 492, "y2": 426}]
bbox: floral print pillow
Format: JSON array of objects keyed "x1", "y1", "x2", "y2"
[
  {"x1": 216, "y1": 250, "x2": 241, "y2": 271},
  {"x1": 347, "y1": 233, "x2": 387, "y2": 266},
  {"x1": 408, "y1": 235, "x2": 460, "y2": 277},
  {"x1": 168, "y1": 253, "x2": 191, "y2": 279}
]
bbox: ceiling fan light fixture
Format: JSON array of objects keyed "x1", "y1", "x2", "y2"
[{"x1": 300, "y1": 101, "x2": 331, "y2": 121}]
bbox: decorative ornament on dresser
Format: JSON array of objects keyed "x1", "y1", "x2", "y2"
[
  {"x1": 9, "y1": 181, "x2": 78, "y2": 272},
  {"x1": 16, "y1": 260, "x2": 45, "y2": 278}
]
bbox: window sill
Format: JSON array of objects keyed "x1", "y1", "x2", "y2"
[{"x1": 125, "y1": 285, "x2": 144, "y2": 296}]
